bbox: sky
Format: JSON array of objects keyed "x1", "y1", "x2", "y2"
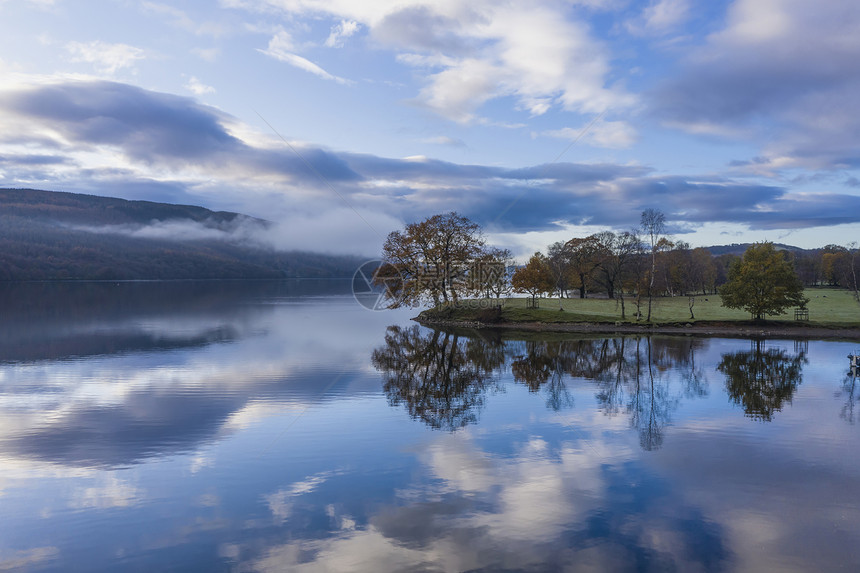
[{"x1": 1, "y1": 0, "x2": 859, "y2": 258}]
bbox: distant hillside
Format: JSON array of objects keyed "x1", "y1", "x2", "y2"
[
  {"x1": 704, "y1": 243, "x2": 809, "y2": 256},
  {"x1": 0, "y1": 188, "x2": 366, "y2": 280}
]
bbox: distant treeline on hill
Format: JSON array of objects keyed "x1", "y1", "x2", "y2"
[{"x1": 0, "y1": 188, "x2": 366, "y2": 280}]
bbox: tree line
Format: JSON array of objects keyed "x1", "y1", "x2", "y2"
[{"x1": 378, "y1": 210, "x2": 858, "y2": 319}]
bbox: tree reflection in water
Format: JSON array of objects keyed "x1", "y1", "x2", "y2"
[
  {"x1": 371, "y1": 325, "x2": 505, "y2": 430},
  {"x1": 510, "y1": 340, "x2": 576, "y2": 411},
  {"x1": 591, "y1": 337, "x2": 706, "y2": 450},
  {"x1": 839, "y1": 364, "x2": 859, "y2": 424},
  {"x1": 372, "y1": 326, "x2": 713, "y2": 449},
  {"x1": 717, "y1": 340, "x2": 806, "y2": 422}
]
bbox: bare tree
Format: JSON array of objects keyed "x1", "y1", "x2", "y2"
[
  {"x1": 640, "y1": 208, "x2": 666, "y2": 322},
  {"x1": 849, "y1": 241, "x2": 859, "y2": 302},
  {"x1": 595, "y1": 230, "x2": 641, "y2": 319}
]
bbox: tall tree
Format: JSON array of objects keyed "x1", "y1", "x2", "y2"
[
  {"x1": 595, "y1": 230, "x2": 641, "y2": 319},
  {"x1": 848, "y1": 242, "x2": 860, "y2": 302},
  {"x1": 719, "y1": 242, "x2": 808, "y2": 321},
  {"x1": 378, "y1": 212, "x2": 485, "y2": 307},
  {"x1": 565, "y1": 235, "x2": 603, "y2": 299},
  {"x1": 640, "y1": 208, "x2": 666, "y2": 321}
]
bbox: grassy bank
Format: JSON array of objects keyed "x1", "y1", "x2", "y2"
[{"x1": 418, "y1": 288, "x2": 860, "y2": 328}]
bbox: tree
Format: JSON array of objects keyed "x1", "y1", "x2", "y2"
[
  {"x1": 640, "y1": 208, "x2": 667, "y2": 321},
  {"x1": 565, "y1": 235, "x2": 603, "y2": 299},
  {"x1": 719, "y1": 242, "x2": 808, "y2": 320},
  {"x1": 511, "y1": 252, "x2": 554, "y2": 305},
  {"x1": 848, "y1": 242, "x2": 860, "y2": 302},
  {"x1": 688, "y1": 247, "x2": 717, "y2": 295},
  {"x1": 378, "y1": 212, "x2": 486, "y2": 307},
  {"x1": 594, "y1": 230, "x2": 641, "y2": 319},
  {"x1": 546, "y1": 241, "x2": 573, "y2": 298},
  {"x1": 474, "y1": 247, "x2": 513, "y2": 299}
]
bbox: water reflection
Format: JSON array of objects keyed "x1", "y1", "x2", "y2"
[
  {"x1": 717, "y1": 340, "x2": 807, "y2": 421},
  {"x1": 510, "y1": 340, "x2": 575, "y2": 411},
  {"x1": 1, "y1": 284, "x2": 859, "y2": 572},
  {"x1": 0, "y1": 280, "x2": 401, "y2": 469},
  {"x1": 840, "y1": 366, "x2": 859, "y2": 424},
  {"x1": 371, "y1": 325, "x2": 504, "y2": 430},
  {"x1": 0, "y1": 280, "x2": 347, "y2": 363},
  {"x1": 373, "y1": 326, "x2": 717, "y2": 450}
]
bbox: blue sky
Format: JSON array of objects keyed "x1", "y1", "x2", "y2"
[{"x1": 1, "y1": 0, "x2": 859, "y2": 257}]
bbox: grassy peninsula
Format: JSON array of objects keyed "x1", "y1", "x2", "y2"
[{"x1": 416, "y1": 288, "x2": 860, "y2": 338}]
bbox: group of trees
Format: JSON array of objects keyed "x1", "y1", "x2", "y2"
[
  {"x1": 509, "y1": 209, "x2": 728, "y2": 319},
  {"x1": 378, "y1": 210, "x2": 856, "y2": 320},
  {"x1": 794, "y1": 243, "x2": 860, "y2": 292}
]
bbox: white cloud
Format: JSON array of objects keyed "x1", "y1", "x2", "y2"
[
  {"x1": 544, "y1": 120, "x2": 638, "y2": 149},
  {"x1": 69, "y1": 475, "x2": 142, "y2": 509},
  {"x1": 192, "y1": 47, "x2": 220, "y2": 62},
  {"x1": 184, "y1": 76, "x2": 216, "y2": 95},
  {"x1": 230, "y1": 1, "x2": 633, "y2": 123},
  {"x1": 259, "y1": 30, "x2": 351, "y2": 84},
  {"x1": 265, "y1": 470, "x2": 340, "y2": 523},
  {"x1": 416, "y1": 58, "x2": 503, "y2": 123},
  {"x1": 325, "y1": 19, "x2": 359, "y2": 48},
  {"x1": 142, "y1": 2, "x2": 229, "y2": 37},
  {"x1": 245, "y1": 430, "x2": 634, "y2": 572},
  {"x1": 65, "y1": 41, "x2": 145, "y2": 74},
  {"x1": 716, "y1": 0, "x2": 793, "y2": 44},
  {"x1": 421, "y1": 135, "x2": 466, "y2": 147},
  {"x1": 626, "y1": 0, "x2": 690, "y2": 35},
  {"x1": 0, "y1": 548, "x2": 59, "y2": 572},
  {"x1": 654, "y1": 0, "x2": 860, "y2": 170}
]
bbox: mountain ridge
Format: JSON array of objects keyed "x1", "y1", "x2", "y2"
[{"x1": 0, "y1": 188, "x2": 367, "y2": 280}]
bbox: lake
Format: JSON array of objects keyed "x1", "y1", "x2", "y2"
[{"x1": 0, "y1": 281, "x2": 858, "y2": 572}]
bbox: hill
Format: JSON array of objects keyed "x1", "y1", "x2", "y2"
[
  {"x1": 0, "y1": 188, "x2": 366, "y2": 280},
  {"x1": 706, "y1": 242, "x2": 809, "y2": 256}
]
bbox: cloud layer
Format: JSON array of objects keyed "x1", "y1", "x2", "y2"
[
  {"x1": 652, "y1": 0, "x2": 860, "y2": 170},
  {"x1": 2, "y1": 78, "x2": 859, "y2": 255}
]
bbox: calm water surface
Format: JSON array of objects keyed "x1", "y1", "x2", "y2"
[{"x1": 0, "y1": 281, "x2": 859, "y2": 572}]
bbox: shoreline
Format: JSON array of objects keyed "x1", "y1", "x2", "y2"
[{"x1": 414, "y1": 317, "x2": 860, "y2": 341}]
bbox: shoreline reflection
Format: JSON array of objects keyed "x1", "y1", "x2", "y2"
[
  {"x1": 373, "y1": 326, "x2": 812, "y2": 448},
  {"x1": 373, "y1": 326, "x2": 718, "y2": 449}
]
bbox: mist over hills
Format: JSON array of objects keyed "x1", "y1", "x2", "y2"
[{"x1": 0, "y1": 188, "x2": 367, "y2": 280}]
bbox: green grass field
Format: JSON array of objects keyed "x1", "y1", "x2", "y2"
[{"x1": 425, "y1": 288, "x2": 860, "y2": 326}]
